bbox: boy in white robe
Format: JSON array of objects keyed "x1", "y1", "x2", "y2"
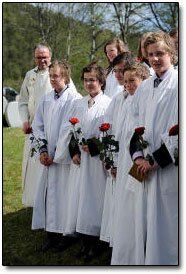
[
  {"x1": 100, "y1": 63, "x2": 150, "y2": 249},
  {"x1": 100, "y1": 53, "x2": 138, "y2": 246},
  {"x1": 111, "y1": 31, "x2": 178, "y2": 265},
  {"x1": 66, "y1": 64, "x2": 111, "y2": 261},
  {"x1": 31, "y1": 60, "x2": 81, "y2": 252}
]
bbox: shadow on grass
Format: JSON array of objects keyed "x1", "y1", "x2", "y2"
[{"x1": 3, "y1": 207, "x2": 112, "y2": 266}]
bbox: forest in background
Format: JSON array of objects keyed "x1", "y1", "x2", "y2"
[{"x1": 3, "y1": 2, "x2": 178, "y2": 94}]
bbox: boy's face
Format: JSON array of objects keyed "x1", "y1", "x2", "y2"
[
  {"x1": 49, "y1": 67, "x2": 67, "y2": 92},
  {"x1": 113, "y1": 63, "x2": 125, "y2": 85},
  {"x1": 83, "y1": 72, "x2": 102, "y2": 98},
  {"x1": 124, "y1": 71, "x2": 142, "y2": 95},
  {"x1": 147, "y1": 41, "x2": 172, "y2": 77}
]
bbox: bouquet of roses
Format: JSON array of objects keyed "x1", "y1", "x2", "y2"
[
  {"x1": 29, "y1": 131, "x2": 48, "y2": 158},
  {"x1": 69, "y1": 118, "x2": 82, "y2": 149},
  {"x1": 98, "y1": 123, "x2": 119, "y2": 170}
]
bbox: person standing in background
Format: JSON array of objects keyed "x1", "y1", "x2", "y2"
[
  {"x1": 104, "y1": 38, "x2": 128, "y2": 98},
  {"x1": 136, "y1": 32, "x2": 154, "y2": 75},
  {"x1": 169, "y1": 27, "x2": 178, "y2": 69},
  {"x1": 18, "y1": 43, "x2": 52, "y2": 207}
]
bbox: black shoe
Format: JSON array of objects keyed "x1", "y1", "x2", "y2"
[
  {"x1": 41, "y1": 238, "x2": 56, "y2": 252},
  {"x1": 55, "y1": 236, "x2": 76, "y2": 252}
]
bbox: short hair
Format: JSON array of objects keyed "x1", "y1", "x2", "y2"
[
  {"x1": 34, "y1": 42, "x2": 52, "y2": 57},
  {"x1": 137, "y1": 32, "x2": 154, "y2": 61},
  {"x1": 81, "y1": 63, "x2": 106, "y2": 90},
  {"x1": 49, "y1": 60, "x2": 71, "y2": 84},
  {"x1": 144, "y1": 31, "x2": 176, "y2": 65},
  {"x1": 112, "y1": 52, "x2": 137, "y2": 68},
  {"x1": 123, "y1": 63, "x2": 150, "y2": 81},
  {"x1": 169, "y1": 27, "x2": 178, "y2": 38}
]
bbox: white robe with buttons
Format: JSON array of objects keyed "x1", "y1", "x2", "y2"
[
  {"x1": 111, "y1": 68, "x2": 178, "y2": 265},
  {"x1": 31, "y1": 87, "x2": 82, "y2": 232},
  {"x1": 58, "y1": 92, "x2": 111, "y2": 236}
]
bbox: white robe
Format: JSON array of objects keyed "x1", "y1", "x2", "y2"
[
  {"x1": 100, "y1": 90, "x2": 129, "y2": 245},
  {"x1": 104, "y1": 70, "x2": 123, "y2": 99},
  {"x1": 31, "y1": 87, "x2": 82, "y2": 232},
  {"x1": 59, "y1": 92, "x2": 111, "y2": 236},
  {"x1": 111, "y1": 68, "x2": 178, "y2": 265},
  {"x1": 18, "y1": 66, "x2": 77, "y2": 206}
]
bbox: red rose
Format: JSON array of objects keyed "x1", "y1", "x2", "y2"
[
  {"x1": 99, "y1": 123, "x2": 110, "y2": 132},
  {"x1": 69, "y1": 118, "x2": 79, "y2": 125},
  {"x1": 135, "y1": 127, "x2": 145, "y2": 136},
  {"x1": 169, "y1": 125, "x2": 178, "y2": 136}
]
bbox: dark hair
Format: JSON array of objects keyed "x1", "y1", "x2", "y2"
[
  {"x1": 123, "y1": 63, "x2": 150, "y2": 81},
  {"x1": 104, "y1": 38, "x2": 128, "y2": 75},
  {"x1": 34, "y1": 42, "x2": 52, "y2": 57},
  {"x1": 169, "y1": 27, "x2": 178, "y2": 38},
  {"x1": 49, "y1": 60, "x2": 71, "y2": 84},
  {"x1": 112, "y1": 52, "x2": 137, "y2": 68},
  {"x1": 144, "y1": 31, "x2": 176, "y2": 65},
  {"x1": 81, "y1": 63, "x2": 106, "y2": 90}
]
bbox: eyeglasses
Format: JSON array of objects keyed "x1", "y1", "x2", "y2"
[
  {"x1": 35, "y1": 56, "x2": 50, "y2": 60},
  {"x1": 84, "y1": 78, "x2": 97, "y2": 83}
]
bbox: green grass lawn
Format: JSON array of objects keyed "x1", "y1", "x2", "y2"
[{"x1": 3, "y1": 128, "x2": 112, "y2": 266}]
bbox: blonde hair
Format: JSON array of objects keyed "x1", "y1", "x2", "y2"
[
  {"x1": 49, "y1": 60, "x2": 71, "y2": 84},
  {"x1": 123, "y1": 63, "x2": 150, "y2": 81},
  {"x1": 144, "y1": 31, "x2": 176, "y2": 65}
]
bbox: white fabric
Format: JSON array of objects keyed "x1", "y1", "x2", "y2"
[
  {"x1": 104, "y1": 70, "x2": 124, "y2": 99},
  {"x1": 141, "y1": 62, "x2": 154, "y2": 76},
  {"x1": 32, "y1": 87, "x2": 82, "y2": 232},
  {"x1": 111, "y1": 69, "x2": 178, "y2": 265},
  {"x1": 19, "y1": 67, "x2": 52, "y2": 206},
  {"x1": 100, "y1": 90, "x2": 131, "y2": 245},
  {"x1": 18, "y1": 66, "x2": 77, "y2": 206},
  {"x1": 60, "y1": 92, "x2": 111, "y2": 236}
]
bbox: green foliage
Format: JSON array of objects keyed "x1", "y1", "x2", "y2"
[{"x1": 3, "y1": 2, "x2": 178, "y2": 96}]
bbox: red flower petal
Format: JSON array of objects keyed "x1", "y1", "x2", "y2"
[
  {"x1": 69, "y1": 118, "x2": 79, "y2": 125},
  {"x1": 135, "y1": 127, "x2": 145, "y2": 135},
  {"x1": 99, "y1": 123, "x2": 110, "y2": 132},
  {"x1": 169, "y1": 125, "x2": 178, "y2": 136}
]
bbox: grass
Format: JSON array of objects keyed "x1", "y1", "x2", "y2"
[{"x1": 3, "y1": 127, "x2": 112, "y2": 266}]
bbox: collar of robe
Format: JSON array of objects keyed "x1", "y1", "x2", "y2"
[{"x1": 54, "y1": 85, "x2": 69, "y2": 100}]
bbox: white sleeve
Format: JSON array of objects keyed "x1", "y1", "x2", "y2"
[{"x1": 18, "y1": 72, "x2": 30, "y2": 123}]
